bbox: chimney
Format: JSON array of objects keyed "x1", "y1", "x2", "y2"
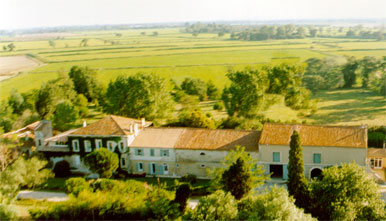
[
  {"x1": 134, "y1": 123, "x2": 139, "y2": 136},
  {"x1": 83, "y1": 121, "x2": 87, "y2": 127},
  {"x1": 130, "y1": 124, "x2": 133, "y2": 133},
  {"x1": 141, "y1": 118, "x2": 145, "y2": 127}
]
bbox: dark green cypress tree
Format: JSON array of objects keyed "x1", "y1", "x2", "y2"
[
  {"x1": 221, "y1": 157, "x2": 253, "y2": 200},
  {"x1": 287, "y1": 130, "x2": 309, "y2": 209}
]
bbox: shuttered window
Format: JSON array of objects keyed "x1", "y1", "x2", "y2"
[
  {"x1": 273, "y1": 152, "x2": 280, "y2": 162},
  {"x1": 313, "y1": 153, "x2": 321, "y2": 164},
  {"x1": 150, "y1": 149, "x2": 155, "y2": 156}
]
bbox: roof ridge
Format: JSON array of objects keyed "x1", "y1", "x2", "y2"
[
  {"x1": 264, "y1": 122, "x2": 365, "y2": 129},
  {"x1": 143, "y1": 126, "x2": 258, "y2": 132},
  {"x1": 109, "y1": 115, "x2": 126, "y2": 135}
]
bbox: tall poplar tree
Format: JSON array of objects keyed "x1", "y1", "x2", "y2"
[{"x1": 287, "y1": 130, "x2": 309, "y2": 210}]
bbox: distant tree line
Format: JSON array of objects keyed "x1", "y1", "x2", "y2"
[
  {"x1": 303, "y1": 56, "x2": 386, "y2": 95},
  {"x1": 182, "y1": 22, "x2": 385, "y2": 41}
]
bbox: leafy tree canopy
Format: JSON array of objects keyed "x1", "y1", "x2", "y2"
[{"x1": 85, "y1": 148, "x2": 119, "y2": 178}]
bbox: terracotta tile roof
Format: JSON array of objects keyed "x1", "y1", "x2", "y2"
[
  {"x1": 367, "y1": 148, "x2": 386, "y2": 158},
  {"x1": 259, "y1": 123, "x2": 367, "y2": 148},
  {"x1": 129, "y1": 127, "x2": 260, "y2": 151},
  {"x1": 70, "y1": 115, "x2": 152, "y2": 136},
  {"x1": 175, "y1": 128, "x2": 260, "y2": 151},
  {"x1": 2, "y1": 121, "x2": 41, "y2": 139},
  {"x1": 130, "y1": 128, "x2": 185, "y2": 148}
]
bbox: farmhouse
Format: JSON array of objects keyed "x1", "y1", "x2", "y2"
[
  {"x1": 34, "y1": 115, "x2": 368, "y2": 179},
  {"x1": 258, "y1": 123, "x2": 367, "y2": 179}
]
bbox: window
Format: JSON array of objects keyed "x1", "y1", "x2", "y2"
[
  {"x1": 84, "y1": 140, "x2": 92, "y2": 152},
  {"x1": 176, "y1": 164, "x2": 180, "y2": 168},
  {"x1": 72, "y1": 140, "x2": 80, "y2": 152},
  {"x1": 200, "y1": 164, "x2": 206, "y2": 168},
  {"x1": 38, "y1": 139, "x2": 42, "y2": 146},
  {"x1": 118, "y1": 141, "x2": 126, "y2": 153},
  {"x1": 95, "y1": 139, "x2": 102, "y2": 149},
  {"x1": 200, "y1": 152, "x2": 205, "y2": 156},
  {"x1": 137, "y1": 162, "x2": 144, "y2": 171},
  {"x1": 313, "y1": 153, "x2": 321, "y2": 164},
  {"x1": 150, "y1": 149, "x2": 155, "y2": 156},
  {"x1": 163, "y1": 163, "x2": 169, "y2": 175},
  {"x1": 135, "y1": 148, "x2": 144, "y2": 156},
  {"x1": 370, "y1": 158, "x2": 382, "y2": 169},
  {"x1": 107, "y1": 141, "x2": 116, "y2": 152},
  {"x1": 120, "y1": 156, "x2": 127, "y2": 167},
  {"x1": 273, "y1": 152, "x2": 280, "y2": 162},
  {"x1": 161, "y1": 149, "x2": 169, "y2": 157}
]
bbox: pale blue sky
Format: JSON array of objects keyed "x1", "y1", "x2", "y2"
[{"x1": 1, "y1": 0, "x2": 385, "y2": 30}]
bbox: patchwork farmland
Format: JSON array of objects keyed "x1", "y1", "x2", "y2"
[{"x1": 0, "y1": 28, "x2": 385, "y2": 126}]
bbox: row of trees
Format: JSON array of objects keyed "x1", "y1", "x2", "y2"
[
  {"x1": 182, "y1": 22, "x2": 385, "y2": 41},
  {"x1": 303, "y1": 56, "x2": 386, "y2": 95}
]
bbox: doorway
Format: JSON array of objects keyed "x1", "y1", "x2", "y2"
[{"x1": 270, "y1": 164, "x2": 283, "y2": 178}]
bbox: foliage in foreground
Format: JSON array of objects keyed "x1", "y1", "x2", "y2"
[
  {"x1": 85, "y1": 148, "x2": 119, "y2": 178},
  {"x1": 30, "y1": 179, "x2": 180, "y2": 220},
  {"x1": 310, "y1": 163, "x2": 385, "y2": 220},
  {"x1": 0, "y1": 156, "x2": 53, "y2": 203},
  {"x1": 238, "y1": 186, "x2": 315, "y2": 220},
  {"x1": 185, "y1": 190, "x2": 238, "y2": 221}
]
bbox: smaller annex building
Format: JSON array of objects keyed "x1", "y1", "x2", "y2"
[
  {"x1": 367, "y1": 148, "x2": 386, "y2": 181},
  {"x1": 258, "y1": 123, "x2": 367, "y2": 179}
]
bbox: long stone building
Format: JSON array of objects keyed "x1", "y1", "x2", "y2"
[{"x1": 35, "y1": 115, "x2": 367, "y2": 179}]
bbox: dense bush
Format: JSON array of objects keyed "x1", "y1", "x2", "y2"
[
  {"x1": 0, "y1": 204, "x2": 16, "y2": 220},
  {"x1": 172, "y1": 183, "x2": 191, "y2": 212},
  {"x1": 368, "y1": 126, "x2": 386, "y2": 148},
  {"x1": 186, "y1": 190, "x2": 238, "y2": 220},
  {"x1": 179, "y1": 174, "x2": 197, "y2": 184},
  {"x1": 85, "y1": 148, "x2": 119, "y2": 178},
  {"x1": 53, "y1": 160, "x2": 71, "y2": 178},
  {"x1": 368, "y1": 132, "x2": 386, "y2": 148},
  {"x1": 310, "y1": 163, "x2": 385, "y2": 220},
  {"x1": 65, "y1": 177, "x2": 91, "y2": 196},
  {"x1": 213, "y1": 101, "x2": 224, "y2": 110},
  {"x1": 30, "y1": 179, "x2": 178, "y2": 220},
  {"x1": 181, "y1": 78, "x2": 207, "y2": 101},
  {"x1": 238, "y1": 187, "x2": 314, "y2": 220},
  {"x1": 0, "y1": 156, "x2": 53, "y2": 203}
]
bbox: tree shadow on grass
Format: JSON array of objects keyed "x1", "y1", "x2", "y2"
[{"x1": 309, "y1": 88, "x2": 386, "y2": 124}]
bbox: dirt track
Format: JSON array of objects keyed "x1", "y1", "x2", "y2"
[{"x1": 0, "y1": 55, "x2": 41, "y2": 81}]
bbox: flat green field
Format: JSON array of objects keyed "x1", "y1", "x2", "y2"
[
  {"x1": 0, "y1": 28, "x2": 385, "y2": 126},
  {"x1": 1, "y1": 28, "x2": 385, "y2": 99}
]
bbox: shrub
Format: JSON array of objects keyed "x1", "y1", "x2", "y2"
[
  {"x1": 180, "y1": 174, "x2": 197, "y2": 184},
  {"x1": 53, "y1": 160, "x2": 71, "y2": 178},
  {"x1": 221, "y1": 157, "x2": 253, "y2": 200},
  {"x1": 238, "y1": 187, "x2": 315, "y2": 220},
  {"x1": 213, "y1": 101, "x2": 224, "y2": 110},
  {"x1": 65, "y1": 177, "x2": 90, "y2": 196},
  {"x1": 30, "y1": 179, "x2": 177, "y2": 220},
  {"x1": 0, "y1": 204, "x2": 16, "y2": 220},
  {"x1": 188, "y1": 190, "x2": 238, "y2": 220},
  {"x1": 310, "y1": 163, "x2": 385, "y2": 220},
  {"x1": 172, "y1": 183, "x2": 192, "y2": 212},
  {"x1": 368, "y1": 131, "x2": 386, "y2": 148},
  {"x1": 85, "y1": 148, "x2": 119, "y2": 178}
]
